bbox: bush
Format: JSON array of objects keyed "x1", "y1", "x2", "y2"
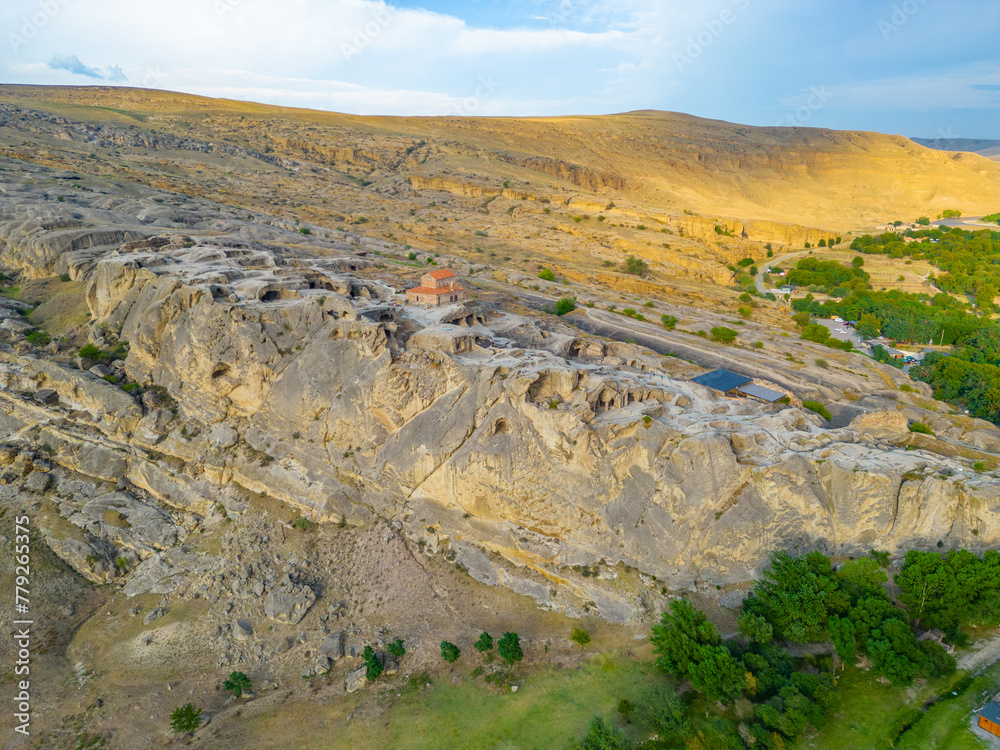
[
  {"x1": 474, "y1": 632, "x2": 494, "y2": 653},
  {"x1": 908, "y1": 421, "x2": 934, "y2": 435},
  {"x1": 440, "y1": 641, "x2": 461, "y2": 664},
  {"x1": 78, "y1": 343, "x2": 104, "y2": 361},
  {"x1": 362, "y1": 645, "x2": 384, "y2": 680},
  {"x1": 291, "y1": 516, "x2": 316, "y2": 532},
  {"x1": 622, "y1": 256, "x2": 648, "y2": 276},
  {"x1": 26, "y1": 330, "x2": 51, "y2": 346},
  {"x1": 299, "y1": 227, "x2": 311, "y2": 235},
  {"x1": 538, "y1": 268, "x2": 556, "y2": 281},
  {"x1": 59, "y1": 273, "x2": 71, "y2": 282},
  {"x1": 222, "y1": 671, "x2": 252, "y2": 697},
  {"x1": 567, "y1": 716, "x2": 632, "y2": 750},
  {"x1": 387, "y1": 639, "x2": 406, "y2": 659},
  {"x1": 407, "y1": 252, "x2": 417, "y2": 260},
  {"x1": 801, "y1": 323, "x2": 831, "y2": 343},
  {"x1": 570, "y1": 627, "x2": 591, "y2": 650},
  {"x1": 815, "y1": 358, "x2": 828, "y2": 369},
  {"x1": 554, "y1": 297, "x2": 576, "y2": 315},
  {"x1": 710, "y1": 326, "x2": 738, "y2": 344},
  {"x1": 170, "y1": 703, "x2": 202, "y2": 733},
  {"x1": 497, "y1": 632, "x2": 523, "y2": 665},
  {"x1": 803, "y1": 400, "x2": 832, "y2": 420},
  {"x1": 661, "y1": 314, "x2": 677, "y2": 329},
  {"x1": 792, "y1": 311, "x2": 811, "y2": 328}
]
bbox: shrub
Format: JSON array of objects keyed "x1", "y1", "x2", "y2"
[
  {"x1": 792, "y1": 311, "x2": 811, "y2": 327},
  {"x1": 474, "y1": 632, "x2": 494, "y2": 653},
  {"x1": 497, "y1": 632, "x2": 523, "y2": 665},
  {"x1": 407, "y1": 252, "x2": 417, "y2": 260},
  {"x1": 170, "y1": 703, "x2": 202, "y2": 733},
  {"x1": 710, "y1": 326, "x2": 737, "y2": 344},
  {"x1": 440, "y1": 641, "x2": 461, "y2": 664},
  {"x1": 661, "y1": 314, "x2": 677, "y2": 329},
  {"x1": 974, "y1": 461, "x2": 986, "y2": 473},
  {"x1": 908, "y1": 421, "x2": 934, "y2": 435},
  {"x1": 26, "y1": 330, "x2": 51, "y2": 346},
  {"x1": 644, "y1": 301, "x2": 654, "y2": 308},
  {"x1": 554, "y1": 297, "x2": 576, "y2": 315},
  {"x1": 753, "y1": 341, "x2": 764, "y2": 349},
  {"x1": 291, "y1": 516, "x2": 316, "y2": 532},
  {"x1": 538, "y1": 268, "x2": 556, "y2": 281},
  {"x1": 474, "y1": 230, "x2": 488, "y2": 237},
  {"x1": 570, "y1": 628, "x2": 591, "y2": 650},
  {"x1": 622, "y1": 256, "x2": 648, "y2": 275},
  {"x1": 78, "y1": 343, "x2": 104, "y2": 361},
  {"x1": 222, "y1": 671, "x2": 252, "y2": 697},
  {"x1": 362, "y1": 645, "x2": 384, "y2": 680},
  {"x1": 387, "y1": 639, "x2": 406, "y2": 659},
  {"x1": 801, "y1": 323, "x2": 831, "y2": 343},
  {"x1": 803, "y1": 400, "x2": 832, "y2": 420},
  {"x1": 737, "y1": 305, "x2": 752, "y2": 319},
  {"x1": 59, "y1": 273, "x2": 71, "y2": 282},
  {"x1": 815, "y1": 358, "x2": 828, "y2": 369},
  {"x1": 299, "y1": 227, "x2": 311, "y2": 235}
]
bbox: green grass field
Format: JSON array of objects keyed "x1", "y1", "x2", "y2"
[{"x1": 238, "y1": 653, "x2": 672, "y2": 750}]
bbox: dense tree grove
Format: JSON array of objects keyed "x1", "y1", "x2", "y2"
[
  {"x1": 784, "y1": 257, "x2": 870, "y2": 296},
  {"x1": 568, "y1": 548, "x2": 990, "y2": 749}
]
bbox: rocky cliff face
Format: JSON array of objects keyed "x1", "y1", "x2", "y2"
[{"x1": 1, "y1": 165, "x2": 998, "y2": 624}]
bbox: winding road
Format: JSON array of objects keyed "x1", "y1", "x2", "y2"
[{"x1": 755, "y1": 250, "x2": 808, "y2": 294}]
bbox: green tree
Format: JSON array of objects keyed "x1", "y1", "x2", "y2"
[
  {"x1": 801, "y1": 324, "x2": 831, "y2": 344},
  {"x1": 741, "y1": 551, "x2": 847, "y2": 643},
  {"x1": 651, "y1": 598, "x2": 744, "y2": 702},
  {"x1": 222, "y1": 671, "x2": 252, "y2": 698},
  {"x1": 497, "y1": 632, "x2": 523, "y2": 665},
  {"x1": 474, "y1": 632, "x2": 494, "y2": 653},
  {"x1": 837, "y1": 556, "x2": 888, "y2": 600},
  {"x1": 387, "y1": 639, "x2": 406, "y2": 659},
  {"x1": 737, "y1": 612, "x2": 773, "y2": 644},
  {"x1": 362, "y1": 645, "x2": 384, "y2": 680},
  {"x1": 617, "y1": 698, "x2": 634, "y2": 723},
  {"x1": 643, "y1": 684, "x2": 690, "y2": 742},
  {"x1": 827, "y1": 615, "x2": 857, "y2": 668},
  {"x1": 710, "y1": 326, "x2": 738, "y2": 344},
  {"x1": 555, "y1": 297, "x2": 577, "y2": 315},
  {"x1": 567, "y1": 716, "x2": 633, "y2": 750},
  {"x1": 570, "y1": 627, "x2": 591, "y2": 651},
  {"x1": 538, "y1": 268, "x2": 556, "y2": 281},
  {"x1": 851, "y1": 256, "x2": 865, "y2": 267},
  {"x1": 440, "y1": 641, "x2": 461, "y2": 664},
  {"x1": 856, "y1": 312, "x2": 881, "y2": 340},
  {"x1": 170, "y1": 703, "x2": 202, "y2": 734},
  {"x1": 792, "y1": 311, "x2": 811, "y2": 327},
  {"x1": 661, "y1": 314, "x2": 677, "y2": 329}
]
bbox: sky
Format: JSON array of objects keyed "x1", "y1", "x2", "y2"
[{"x1": 1, "y1": 0, "x2": 999, "y2": 137}]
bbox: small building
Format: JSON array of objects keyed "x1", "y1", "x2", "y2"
[
  {"x1": 976, "y1": 702, "x2": 1000, "y2": 738},
  {"x1": 690, "y1": 369, "x2": 788, "y2": 404},
  {"x1": 406, "y1": 269, "x2": 465, "y2": 306}
]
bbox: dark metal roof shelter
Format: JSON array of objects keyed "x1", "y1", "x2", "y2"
[
  {"x1": 980, "y1": 702, "x2": 1000, "y2": 724},
  {"x1": 690, "y1": 369, "x2": 752, "y2": 393},
  {"x1": 737, "y1": 384, "x2": 787, "y2": 403}
]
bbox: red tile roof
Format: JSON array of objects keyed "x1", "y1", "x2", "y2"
[
  {"x1": 424, "y1": 269, "x2": 456, "y2": 280},
  {"x1": 407, "y1": 285, "x2": 464, "y2": 296}
]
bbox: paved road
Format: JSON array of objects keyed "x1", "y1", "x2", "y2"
[{"x1": 756, "y1": 251, "x2": 808, "y2": 294}]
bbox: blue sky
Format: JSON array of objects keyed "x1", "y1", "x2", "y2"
[{"x1": 2, "y1": 0, "x2": 998, "y2": 137}]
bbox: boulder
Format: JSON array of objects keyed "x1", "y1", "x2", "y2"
[
  {"x1": 345, "y1": 665, "x2": 368, "y2": 693},
  {"x1": 143, "y1": 607, "x2": 166, "y2": 625},
  {"x1": 24, "y1": 471, "x2": 52, "y2": 493},
  {"x1": 274, "y1": 636, "x2": 295, "y2": 654},
  {"x1": 263, "y1": 582, "x2": 316, "y2": 625},
  {"x1": 315, "y1": 656, "x2": 332, "y2": 675},
  {"x1": 234, "y1": 619, "x2": 253, "y2": 640},
  {"x1": 319, "y1": 631, "x2": 345, "y2": 660},
  {"x1": 34, "y1": 388, "x2": 59, "y2": 405}
]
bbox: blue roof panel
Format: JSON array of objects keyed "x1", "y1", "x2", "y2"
[{"x1": 691, "y1": 369, "x2": 752, "y2": 393}]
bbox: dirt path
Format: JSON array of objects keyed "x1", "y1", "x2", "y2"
[{"x1": 959, "y1": 630, "x2": 1000, "y2": 674}]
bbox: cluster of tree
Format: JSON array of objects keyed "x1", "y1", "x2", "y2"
[
  {"x1": 442, "y1": 631, "x2": 523, "y2": 665},
  {"x1": 912, "y1": 327, "x2": 1000, "y2": 424},
  {"x1": 784, "y1": 257, "x2": 870, "y2": 296},
  {"x1": 792, "y1": 288, "x2": 987, "y2": 346},
  {"x1": 851, "y1": 227, "x2": 1000, "y2": 308}
]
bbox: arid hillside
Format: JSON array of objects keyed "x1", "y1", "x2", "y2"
[{"x1": 1, "y1": 85, "x2": 998, "y2": 237}]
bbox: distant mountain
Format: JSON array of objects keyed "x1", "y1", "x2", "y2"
[{"x1": 911, "y1": 137, "x2": 1000, "y2": 162}]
